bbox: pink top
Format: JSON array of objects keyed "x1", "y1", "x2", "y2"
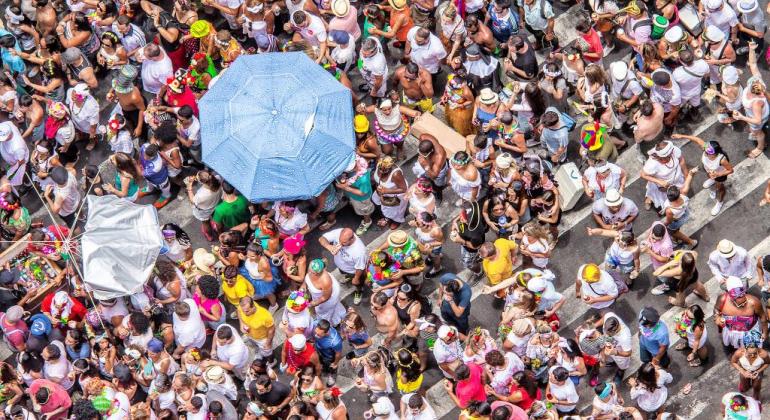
[
  {"x1": 193, "y1": 293, "x2": 221, "y2": 321},
  {"x1": 329, "y1": 6, "x2": 361, "y2": 41},
  {"x1": 29, "y1": 379, "x2": 71, "y2": 420}
]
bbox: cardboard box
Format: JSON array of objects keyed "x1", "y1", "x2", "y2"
[
  {"x1": 410, "y1": 112, "x2": 467, "y2": 157},
  {"x1": 554, "y1": 162, "x2": 584, "y2": 211}
]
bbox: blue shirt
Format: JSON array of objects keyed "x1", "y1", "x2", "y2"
[
  {"x1": 0, "y1": 30, "x2": 26, "y2": 74},
  {"x1": 313, "y1": 323, "x2": 343, "y2": 361},
  {"x1": 639, "y1": 322, "x2": 670, "y2": 356},
  {"x1": 140, "y1": 144, "x2": 169, "y2": 185},
  {"x1": 540, "y1": 107, "x2": 569, "y2": 159},
  {"x1": 440, "y1": 282, "x2": 472, "y2": 322}
]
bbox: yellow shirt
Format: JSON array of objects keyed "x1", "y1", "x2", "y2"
[
  {"x1": 482, "y1": 238, "x2": 517, "y2": 285},
  {"x1": 238, "y1": 304, "x2": 275, "y2": 340},
  {"x1": 221, "y1": 275, "x2": 254, "y2": 305}
]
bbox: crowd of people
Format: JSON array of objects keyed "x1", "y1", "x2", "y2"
[{"x1": 0, "y1": 0, "x2": 770, "y2": 418}]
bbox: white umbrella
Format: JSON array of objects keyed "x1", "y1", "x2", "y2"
[{"x1": 80, "y1": 195, "x2": 163, "y2": 299}]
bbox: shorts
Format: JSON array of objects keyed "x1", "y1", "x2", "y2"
[
  {"x1": 666, "y1": 209, "x2": 689, "y2": 232},
  {"x1": 430, "y1": 246, "x2": 443, "y2": 256},
  {"x1": 714, "y1": 175, "x2": 728, "y2": 183},
  {"x1": 760, "y1": 290, "x2": 770, "y2": 307},
  {"x1": 350, "y1": 198, "x2": 375, "y2": 216},
  {"x1": 460, "y1": 246, "x2": 481, "y2": 272},
  {"x1": 244, "y1": 336, "x2": 274, "y2": 358}
]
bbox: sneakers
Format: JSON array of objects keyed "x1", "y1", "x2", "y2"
[
  {"x1": 268, "y1": 303, "x2": 279, "y2": 313},
  {"x1": 651, "y1": 284, "x2": 670, "y2": 295},
  {"x1": 709, "y1": 190, "x2": 717, "y2": 200},
  {"x1": 353, "y1": 291, "x2": 362, "y2": 305},
  {"x1": 711, "y1": 201, "x2": 724, "y2": 216},
  {"x1": 229, "y1": 311, "x2": 238, "y2": 320},
  {"x1": 356, "y1": 219, "x2": 373, "y2": 236},
  {"x1": 736, "y1": 46, "x2": 749, "y2": 55},
  {"x1": 702, "y1": 178, "x2": 716, "y2": 189}
]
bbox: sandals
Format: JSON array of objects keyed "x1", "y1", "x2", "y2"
[
  {"x1": 688, "y1": 358, "x2": 702, "y2": 367},
  {"x1": 376, "y1": 218, "x2": 389, "y2": 228},
  {"x1": 674, "y1": 341, "x2": 688, "y2": 351},
  {"x1": 319, "y1": 220, "x2": 337, "y2": 231}
]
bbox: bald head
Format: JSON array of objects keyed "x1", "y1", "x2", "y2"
[{"x1": 339, "y1": 228, "x2": 355, "y2": 246}]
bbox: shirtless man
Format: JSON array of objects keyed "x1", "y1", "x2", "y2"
[
  {"x1": 392, "y1": 62, "x2": 434, "y2": 112},
  {"x1": 34, "y1": 0, "x2": 57, "y2": 36},
  {"x1": 413, "y1": 134, "x2": 449, "y2": 201},
  {"x1": 464, "y1": 15, "x2": 496, "y2": 55},
  {"x1": 17, "y1": 95, "x2": 44, "y2": 141},
  {"x1": 632, "y1": 100, "x2": 664, "y2": 162},
  {"x1": 106, "y1": 64, "x2": 146, "y2": 138},
  {"x1": 370, "y1": 291, "x2": 399, "y2": 347}
]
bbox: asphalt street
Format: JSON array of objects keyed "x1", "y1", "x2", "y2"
[{"x1": 8, "y1": 2, "x2": 770, "y2": 419}]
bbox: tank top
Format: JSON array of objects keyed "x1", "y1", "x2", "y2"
[
  {"x1": 701, "y1": 153, "x2": 725, "y2": 174},
  {"x1": 409, "y1": 194, "x2": 434, "y2": 215},
  {"x1": 316, "y1": 401, "x2": 345, "y2": 420},
  {"x1": 663, "y1": 196, "x2": 688, "y2": 220},
  {"x1": 115, "y1": 172, "x2": 138, "y2": 198},
  {"x1": 391, "y1": 8, "x2": 414, "y2": 42},
  {"x1": 740, "y1": 354, "x2": 764, "y2": 372},
  {"x1": 65, "y1": 24, "x2": 100, "y2": 56},
  {"x1": 742, "y1": 86, "x2": 770, "y2": 124},
  {"x1": 161, "y1": 147, "x2": 182, "y2": 177},
  {"x1": 395, "y1": 300, "x2": 416, "y2": 326}
]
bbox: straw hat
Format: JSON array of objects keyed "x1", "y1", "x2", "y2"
[
  {"x1": 495, "y1": 153, "x2": 515, "y2": 169},
  {"x1": 354, "y1": 115, "x2": 370, "y2": 133},
  {"x1": 717, "y1": 239, "x2": 736, "y2": 258},
  {"x1": 387, "y1": 230, "x2": 409, "y2": 248},
  {"x1": 204, "y1": 365, "x2": 226, "y2": 384},
  {"x1": 704, "y1": 0, "x2": 723, "y2": 10},
  {"x1": 193, "y1": 248, "x2": 216, "y2": 274},
  {"x1": 331, "y1": 0, "x2": 349, "y2": 17},
  {"x1": 703, "y1": 25, "x2": 725, "y2": 43},
  {"x1": 190, "y1": 20, "x2": 212, "y2": 38},
  {"x1": 388, "y1": 0, "x2": 407, "y2": 10},
  {"x1": 479, "y1": 88, "x2": 498, "y2": 105},
  {"x1": 736, "y1": 0, "x2": 758, "y2": 13}
]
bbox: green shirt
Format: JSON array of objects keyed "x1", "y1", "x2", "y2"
[
  {"x1": 212, "y1": 195, "x2": 250, "y2": 230},
  {"x1": 345, "y1": 170, "x2": 373, "y2": 202}
]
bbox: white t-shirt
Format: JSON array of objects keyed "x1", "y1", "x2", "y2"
[
  {"x1": 141, "y1": 53, "x2": 174, "y2": 95},
  {"x1": 331, "y1": 42, "x2": 356, "y2": 64},
  {"x1": 706, "y1": 7, "x2": 739, "y2": 37},
  {"x1": 672, "y1": 60, "x2": 709, "y2": 99},
  {"x1": 66, "y1": 91, "x2": 100, "y2": 133},
  {"x1": 106, "y1": 391, "x2": 131, "y2": 420},
  {"x1": 180, "y1": 117, "x2": 201, "y2": 147},
  {"x1": 592, "y1": 198, "x2": 638, "y2": 227},
  {"x1": 43, "y1": 340, "x2": 74, "y2": 390},
  {"x1": 433, "y1": 338, "x2": 463, "y2": 377},
  {"x1": 406, "y1": 27, "x2": 447, "y2": 74},
  {"x1": 583, "y1": 164, "x2": 624, "y2": 201},
  {"x1": 54, "y1": 172, "x2": 81, "y2": 217},
  {"x1": 651, "y1": 71, "x2": 682, "y2": 111},
  {"x1": 611, "y1": 73, "x2": 644, "y2": 100},
  {"x1": 400, "y1": 394, "x2": 438, "y2": 420},
  {"x1": 298, "y1": 14, "x2": 328, "y2": 47},
  {"x1": 548, "y1": 368, "x2": 579, "y2": 412},
  {"x1": 321, "y1": 228, "x2": 368, "y2": 274},
  {"x1": 630, "y1": 369, "x2": 672, "y2": 412},
  {"x1": 579, "y1": 265, "x2": 618, "y2": 309}
]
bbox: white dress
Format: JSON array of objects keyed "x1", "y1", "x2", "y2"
[
  {"x1": 305, "y1": 273, "x2": 346, "y2": 326},
  {"x1": 643, "y1": 148, "x2": 684, "y2": 208},
  {"x1": 450, "y1": 168, "x2": 481, "y2": 201},
  {"x1": 372, "y1": 167, "x2": 408, "y2": 223}
]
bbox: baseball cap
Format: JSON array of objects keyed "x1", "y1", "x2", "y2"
[{"x1": 639, "y1": 307, "x2": 659, "y2": 326}]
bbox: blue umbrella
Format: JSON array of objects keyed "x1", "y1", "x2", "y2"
[{"x1": 199, "y1": 52, "x2": 355, "y2": 202}]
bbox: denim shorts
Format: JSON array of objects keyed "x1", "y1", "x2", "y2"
[{"x1": 666, "y1": 209, "x2": 690, "y2": 232}]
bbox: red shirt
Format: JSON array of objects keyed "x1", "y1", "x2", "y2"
[
  {"x1": 0, "y1": 313, "x2": 28, "y2": 351},
  {"x1": 41, "y1": 293, "x2": 87, "y2": 324},
  {"x1": 283, "y1": 341, "x2": 317, "y2": 374},
  {"x1": 455, "y1": 362, "x2": 487, "y2": 408},
  {"x1": 28, "y1": 379, "x2": 71, "y2": 420},
  {"x1": 581, "y1": 30, "x2": 604, "y2": 63},
  {"x1": 509, "y1": 382, "x2": 542, "y2": 410}
]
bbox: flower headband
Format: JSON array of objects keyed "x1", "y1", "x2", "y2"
[
  {"x1": 543, "y1": 65, "x2": 562, "y2": 78},
  {"x1": 729, "y1": 398, "x2": 747, "y2": 412},
  {"x1": 0, "y1": 192, "x2": 19, "y2": 212},
  {"x1": 330, "y1": 387, "x2": 342, "y2": 397},
  {"x1": 450, "y1": 154, "x2": 471, "y2": 166},
  {"x1": 728, "y1": 287, "x2": 746, "y2": 300}
]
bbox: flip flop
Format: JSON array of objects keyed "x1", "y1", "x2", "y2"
[{"x1": 682, "y1": 383, "x2": 692, "y2": 395}]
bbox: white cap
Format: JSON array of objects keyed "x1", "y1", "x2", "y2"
[
  {"x1": 372, "y1": 397, "x2": 393, "y2": 415},
  {"x1": 527, "y1": 276, "x2": 547, "y2": 293},
  {"x1": 704, "y1": 0, "x2": 723, "y2": 10},
  {"x1": 704, "y1": 25, "x2": 725, "y2": 43},
  {"x1": 604, "y1": 189, "x2": 623, "y2": 207},
  {"x1": 437, "y1": 325, "x2": 456, "y2": 340},
  {"x1": 664, "y1": 26, "x2": 684, "y2": 44},
  {"x1": 289, "y1": 334, "x2": 307, "y2": 350},
  {"x1": 721, "y1": 66, "x2": 739, "y2": 85},
  {"x1": 610, "y1": 61, "x2": 628, "y2": 81}
]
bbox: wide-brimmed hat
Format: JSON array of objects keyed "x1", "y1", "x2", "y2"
[
  {"x1": 190, "y1": 20, "x2": 212, "y2": 38},
  {"x1": 717, "y1": 239, "x2": 736, "y2": 258},
  {"x1": 736, "y1": 0, "x2": 758, "y2": 13},
  {"x1": 387, "y1": 230, "x2": 408, "y2": 247},
  {"x1": 495, "y1": 153, "x2": 515, "y2": 169},
  {"x1": 388, "y1": 0, "x2": 407, "y2": 10},
  {"x1": 112, "y1": 64, "x2": 138, "y2": 94},
  {"x1": 479, "y1": 88, "x2": 498, "y2": 105},
  {"x1": 704, "y1": 0, "x2": 723, "y2": 10},
  {"x1": 331, "y1": 0, "x2": 350, "y2": 17},
  {"x1": 192, "y1": 248, "x2": 215, "y2": 274},
  {"x1": 204, "y1": 365, "x2": 226, "y2": 384},
  {"x1": 604, "y1": 189, "x2": 623, "y2": 207}
]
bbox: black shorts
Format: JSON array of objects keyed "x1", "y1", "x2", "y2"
[{"x1": 714, "y1": 175, "x2": 728, "y2": 183}]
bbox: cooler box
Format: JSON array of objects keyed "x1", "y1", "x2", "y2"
[
  {"x1": 554, "y1": 162, "x2": 583, "y2": 211},
  {"x1": 410, "y1": 112, "x2": 467, "y2": 157},
  {"x1": 678, "y1": 4, "x2": 702, "y2": 37}
]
